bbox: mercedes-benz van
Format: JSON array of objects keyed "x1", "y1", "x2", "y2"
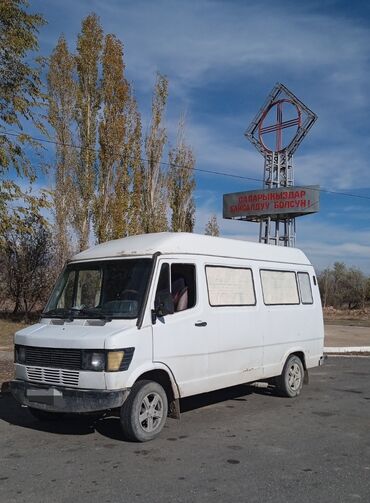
[{"x1": 10, "y1": 232, "x2": 324, "y2": 441}]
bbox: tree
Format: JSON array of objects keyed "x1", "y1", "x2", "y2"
[
  {"x1": 94, "y1": 33, "x2": 129, "y2": 242},
  {"x1": 168, "y1": 117, "x2": 196, "y2": 232},
  {"x1": 318, "y1": 262, "x2": 367, "y2": 309},
  {"x1": 1, "y1": 213, "x2": 54, "y2": 320},
  {"x1": 0, "y1": 0, "x2": 47, "y2": 234},
  {"x1": 342, "y1": 267, "x2": 367, "y2": 310},
  {"x1": 366, "y1": 277, "x2": 370, "y2": 302},
  {"x1": 205, "y1": 215, "x2": 220, "y2": 236},
  {"x1": 47, "y1": 35, "x2": 76, "y2": 269},
  {"x1": 73, "y1": 13, "x2": 103, "y2": 250},
  {"x1": 143, "y1": 73, "x2": 169, "y2": 233},
  {"x1": 128, "y1": 101, "x2": 144, "y2": 236}
]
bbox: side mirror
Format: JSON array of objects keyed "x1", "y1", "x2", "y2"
[{"x1": 153, "y1": 291, "x2": 174, "y2": 322}]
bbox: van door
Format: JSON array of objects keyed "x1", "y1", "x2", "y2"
[{"x1": 151, "y1": 259, "x2": 211, "y2": 398}]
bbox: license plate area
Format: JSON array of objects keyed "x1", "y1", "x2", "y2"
[{"x1": 26, "y1": 387, "x2": 63, "y2": 406}]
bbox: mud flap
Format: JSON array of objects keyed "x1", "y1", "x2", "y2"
[
  {"x1": 303, "y1": 369, "x2": 309, "y2": 385},
  {"x1": 168, "y1": 398, "x2": 181, "y2": 419}
]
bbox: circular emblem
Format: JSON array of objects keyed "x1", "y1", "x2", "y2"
[{"x1": 258, "y1": 99, "x2": 301, "y2": 153}]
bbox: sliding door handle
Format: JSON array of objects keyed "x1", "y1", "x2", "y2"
[{"x1": 195, "y1": 321, "x2": 207, "y2": 327}]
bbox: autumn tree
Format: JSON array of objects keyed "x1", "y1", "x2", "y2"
[
  {"x1": 94, "y1": 34, "x2": 129, "y2": 242},
  {"x1": 47, "y1": 35, "x2": 76, "y2": 269},
  {"x1": 168, "y1": 117, "x2": 196, "y2": 232},
  {"x1": 128, "y1": 102, "x2": 144, "y2": 236},
  {"x1": 205, "y1": 215, "x2": 220, "y2": 236},
  {"x1": 0, "y1": 0, "x2": 47, "y2": 234},
  {"x1": 73, "y1": 14, "x2": 103, "y2": 250},
  {"x1": 143, "y1": 73, "x2": 169, "y2": 233}
]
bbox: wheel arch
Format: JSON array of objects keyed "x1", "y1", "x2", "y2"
[
  {"x1": 281, "y1": 348, "x2": 307, "y2": 372},
  {"x1": 131, "y1": 365, "x2": 181, "y2": 419},
  {"x1": 281, "y1": 349, "x2": 309, "y2": 385}
]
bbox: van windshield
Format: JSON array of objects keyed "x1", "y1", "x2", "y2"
[{"x1": 43, "y1": 259, "x2": 152, "y2": 320}]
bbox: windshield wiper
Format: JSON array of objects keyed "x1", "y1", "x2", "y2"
[
  {"x1": 41, "y1": 308, "x2": 77, "y2": 319},
  {"x1": 42, "y1": 307, "x2": 111, "y2": 321},
  {"x1": 77, "y1": 307, "x2": 112, "y2": 322}
]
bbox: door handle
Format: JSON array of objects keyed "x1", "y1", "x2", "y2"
[{"x1": 195, "y1": 321, "x2": 207, "y2": 327}]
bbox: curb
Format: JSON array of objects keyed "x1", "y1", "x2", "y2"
[{"x1": 324, "y1": 346, "x2": 370, "y2": 354}]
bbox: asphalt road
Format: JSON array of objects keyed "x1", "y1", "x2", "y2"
[{"x1": 0, "y1": 357, "x2": 369, "y2": 503}]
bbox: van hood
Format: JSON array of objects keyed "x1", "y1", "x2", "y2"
[{"x1": 14, "y1": 319, "x2": 137, "y2": 349}]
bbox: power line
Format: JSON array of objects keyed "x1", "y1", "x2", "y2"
[{"x1": 3, "y1": 129, "x2": 370, "y2": 202}]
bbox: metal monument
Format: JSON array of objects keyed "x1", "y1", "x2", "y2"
[{"x1": 223, "y1": 83, "x2": 318, "y2": 247}]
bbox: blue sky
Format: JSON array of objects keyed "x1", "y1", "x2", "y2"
[{"x1": 23, "y1": 0, "x2": 370, "y2": 272}]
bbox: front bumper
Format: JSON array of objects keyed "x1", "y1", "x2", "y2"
[{"x1": 10, "y1": 379, "x2": 129, "y2": 414}]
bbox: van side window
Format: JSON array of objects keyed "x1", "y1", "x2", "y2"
[
  {"x1": 260, "y1": 270, "x2": 299, "y2": 305},
  {"x1": 155, "y1": 263, "x2": 196, "y2": 313},
  {"x1": 171, "y1": 264, "x2": 196, "y2": 311},
  {"x1": 297, "y1": 272, "x2": 313, "y2": 304},
  {"x1": 206, "y1": 266, "x2": 256, "y2": 306}
]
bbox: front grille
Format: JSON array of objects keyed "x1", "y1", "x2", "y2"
[
  {"x1": 26, "y1": 367, "x2": 79, "y2": 387},
  {"x1": 24, "y1": 346, "x2": 82, "y2": 370}
]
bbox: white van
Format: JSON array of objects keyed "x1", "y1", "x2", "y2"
[{"x1": 10, "y1": 232, "x2": 324, "y2": 441}]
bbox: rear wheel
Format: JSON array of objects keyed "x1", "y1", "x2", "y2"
[
  {"x1": 120, "y1": 380, "x2": 168, "y2": 442},
  {"x1": 276, "y1": 355, "x2": 304, "y2": 398},
  {"x1": 28, "y1": 407, "x2": 65, "y2": 422}
]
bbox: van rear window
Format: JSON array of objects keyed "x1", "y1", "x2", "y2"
[
  {"x1": 205, "y1": 266, "x2": 256, "y2": 307},
  {"x1": 260, "y1": 270, "x2": 299, "y2": 305},
  {"x1": 297, "y1": 272, "x2": 313, "y2": 304}
]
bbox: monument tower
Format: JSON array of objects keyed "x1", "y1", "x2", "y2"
[{"x1": 223, "y1": 83, "x2": 318, "y2": 247}]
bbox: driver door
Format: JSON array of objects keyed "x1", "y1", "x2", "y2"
[{"x1": 151, "y1": 259, "x2": 210, "y2": 398}]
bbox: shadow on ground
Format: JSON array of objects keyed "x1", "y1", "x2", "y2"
[{"x1": 0, "y1": 383, "x2": 276, "y2": 441}]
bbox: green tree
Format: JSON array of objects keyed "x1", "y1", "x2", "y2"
[
  {"x1": 143, "y1": 73, "x2": 169, "y2": 233},
  {"x1": 205, "y1": 215, "x2": 220, "y2": 236},
  {"x1": 47, "y1": 35, "x2": 76, "y2": 269},
  {"x1": 73, "y1": 13, "x2": 103, "y2": 250},
  {"x1": 0, "y1": 0, "x2": 47, "y2": 234},
  {"x1": 168, "y1": 116, "x2": 196, "y2": 232}
]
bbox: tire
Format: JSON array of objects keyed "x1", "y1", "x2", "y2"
[
  {"x1": 276, "y1": 355, "x2": 304, "y2": 398},
  {"x1": 28, "y1": 407, "x2": 65, "y2": 422},
  {"x1": 120, "y1": 380, "x2": 168, "y2": 442}
]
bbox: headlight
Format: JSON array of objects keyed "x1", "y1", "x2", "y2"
[
  {"x1": 81, "y1": 350, "x2": 106, "y2": 371},
  {"x1": 15, "y1": 346, "x2": 26, "y2": 364}
]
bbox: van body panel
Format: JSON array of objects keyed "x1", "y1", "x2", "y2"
[{"x1": 15, "y1": 319, "x2": 136, "y2": 350}]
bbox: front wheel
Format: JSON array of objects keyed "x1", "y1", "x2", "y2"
[
  {"x1": 276, "y1": 355, "x2": 304, "y2": 398},
  {"x1": 120, "y1": 380, "x2": 168, "y2": 442}
]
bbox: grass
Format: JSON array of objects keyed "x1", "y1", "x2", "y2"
[
  {"x1": 0, "y1": 319, "x2": 30, "y2": 386},
  {"x1": 0, "y1": 319, "x2": 29, "y2": 351}
]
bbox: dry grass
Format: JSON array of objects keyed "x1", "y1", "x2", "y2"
[
  {"x1": 0, "y1": 319, "x2": 30, "y2": 386},
  {"x1": 0, "y1": 319, "x2": 28, "y2": 350},
  {"x1": 323, "y1": 307, "x2": 370, "y2": 327}
]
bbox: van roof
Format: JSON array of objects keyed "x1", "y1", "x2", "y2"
[{"x1": 70, "y1": 232, "x2": 311, "y2": 266}]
